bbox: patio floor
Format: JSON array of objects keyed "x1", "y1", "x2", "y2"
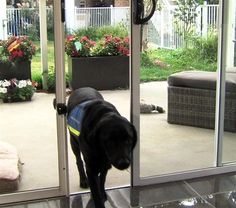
[{"x1": 0, "y1": 81, "x2": 235, "y2": 194}]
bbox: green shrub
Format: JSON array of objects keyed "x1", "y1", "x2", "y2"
[
  {"x1": 71, "y1": 24, "x2": 128, "y2": 41},
  {"x1": 32, "y1": 71, "x2": 42, "y2": 87},
  {"x1": 32, "y1": 67, "x2": 69, "y2": 92},
  {"x1": 141, "y1": 51, "x2": 155, "y2": 67},
  {"x1": 189, "y1": 31, "x2": 218, "y2": 62}
]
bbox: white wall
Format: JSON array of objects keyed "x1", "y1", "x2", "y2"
[
  {"x1": 65, "y1": 0, "x2": 76, "y2": 32},
  {"x1": 0, "y1": 0, "x2": 7, "y2": 40}
]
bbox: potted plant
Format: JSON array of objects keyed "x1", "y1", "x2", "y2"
[
  {"x1": 0, "y1": 79, "x2": 36, "y2": 103},
  {"x1": 0, "y1": 36, "x2": 36, "y2": 80},
  {"x1": 65, "y1": 34, "x2": 129, "y2": 90}
]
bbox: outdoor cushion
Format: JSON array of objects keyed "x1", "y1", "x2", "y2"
[
  {"x1": 0, "y1": 141, "x2": 21, "y2": 193},
  {"x1": 168, "y1": 71, "x2": 236, "y2": 92}
]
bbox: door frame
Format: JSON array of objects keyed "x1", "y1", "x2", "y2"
[
  {"x1": 0, "y1": 0, "x2": 69, "y2": 204},
  {"x1": 131, "y1": 0, "x2": 236, "y2": 187}
]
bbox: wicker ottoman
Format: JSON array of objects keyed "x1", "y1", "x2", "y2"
[{"x1": 167, "y1": 71, "x2": 236, "y2": 132}]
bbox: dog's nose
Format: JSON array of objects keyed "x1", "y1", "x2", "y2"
[{"x1": 116, "y1": 158, "x2": 130, "y2": 170}]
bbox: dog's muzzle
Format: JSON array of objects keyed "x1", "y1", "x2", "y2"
[{"x1": 114, "y1": 158, "x2": 130, "y2": 170}]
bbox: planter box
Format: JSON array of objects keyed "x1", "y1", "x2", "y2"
[
  {"x1": 0, "y1": 61, "x2": 31, "y2": 80},
  {"x1": 2, "y1": 96, "x2": 32, "y2": 103},
  {"x1": 68, "y1": 56, "x2": 129, "y2": 90}
]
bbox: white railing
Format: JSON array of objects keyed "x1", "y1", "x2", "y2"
[
  {"x1": 71, "y1": 6, "x2": 129, "y2": 30},
  {"x1": 148, "y1": 4, "x2": 219, "y2": 49},
  {"x1": 5, "y1": 5, "x2": 219, "y2": 49},
  {"x1": 6, "y1": 8, "x2": 39, "y2": 36}
]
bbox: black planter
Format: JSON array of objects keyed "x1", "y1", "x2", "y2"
[
  {"x1": 68, "y1": 56, "x2": 129, "y2": 90},
  {"x1": 0, "y1": 61, "x2": 31, "y2": 80}
]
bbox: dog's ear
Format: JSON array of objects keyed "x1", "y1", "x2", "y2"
[
  {"x1": 88, "y1": 116, "x2": 110, "y2": 143},
  {"x1": 130, "y1": 124, "x2": 137, "y2": 149}
]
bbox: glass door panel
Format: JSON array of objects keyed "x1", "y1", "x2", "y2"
[
  {"x1": 0, "y1": 0, "x2": 68, "y2": 203},
  {"x1": 0, "y1": 92, "x2": 59, "y2": 192},
  {"x1": 132, "y1": 0, "x2": 236, "y2": 191},
  {"x1": 139, "y1": 1, "x2": 216, "y2": 178},
  {"x1": 65, "y1": 4, "x2": 132, "y2": 193},
  {"x1": 0, "y1": 19, "x2": 59, "y2": 198},
  {"x1": 222, "y1": 1, "x2": 236, "y2": 164}
]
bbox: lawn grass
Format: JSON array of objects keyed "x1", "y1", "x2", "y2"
[
  {"x1": 31, "y1": 42, "x2": 217, "y2": 84},
  {"x1": 140, "y1": 48, "x2": 217, "y2": 82},
  {"x1": 31, "y1": 41, "x2": 55, "y2": 81}
]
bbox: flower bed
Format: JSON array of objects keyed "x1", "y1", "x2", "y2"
[
  {"x1": 65, "y1": 34, "x2": 129, "y2": 57},
  {"x1": 0, "y1": 79, "x2": 36, "y2": 103},
  {"x1": 65, "y1": 34, "x2": 130, "y2": 90},
  {"x1": 0, "y1": 36, "x2": 36, "y2": 63},
  {"x1": 0, "y1": 36, "x2": 36, "y2": 81}
]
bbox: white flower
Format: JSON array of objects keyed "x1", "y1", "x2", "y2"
[
  {"x1": 18, "y1": 80, "x2": 27, "y2": 88},
  {"x1": 0, "y1": 87, "x2": 7, "y2": 94},
  {"x1": 27, "y1": 80, "x2": 32, "y2": 86},
  {"x1": 2, "y1": 80, "x2": 11, "y2": 87}
]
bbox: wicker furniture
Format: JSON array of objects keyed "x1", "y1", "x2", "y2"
[{"x1": 167, "y1": 71, "x2": 236, "y2": 132}]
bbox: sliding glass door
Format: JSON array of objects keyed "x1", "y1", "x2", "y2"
[
  {"x1": 131, "y1": 0, "x2": 236, "y2": 188},
  {"x1": 0, "y1": 0, "x2": 68, "y2": 204},
  {"x1": 221, "y1": 1, "x2": 236, "y2": 165}
]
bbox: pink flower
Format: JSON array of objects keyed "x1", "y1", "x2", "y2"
[
  {"x1": 123, "y1": 37, "x2": 129, "y2": 43},
  {"x1": 113, "y1": 37, "x2": 121, "y2": 43},
  {"x1": 67, "y1": 35, "x2": 75, "y2": 41},
  {"x1": 81, "y1": 36, "x2": 89, "y2": 41}
]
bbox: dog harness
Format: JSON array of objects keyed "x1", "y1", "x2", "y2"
[{"x1": 67, "y1": 100, "x2": 92, "y2": 137}]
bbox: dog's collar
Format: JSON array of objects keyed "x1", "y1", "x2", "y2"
[{"x1": 67, "y1": 100, "x2": 92, "y2": 137}]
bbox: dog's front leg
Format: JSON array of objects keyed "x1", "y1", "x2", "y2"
[
  {"x1": 70, "y1": 135, "x2": 88, "y2": 188},
  {"x1": 100, "y1": 169, "x2": 108, "y2": 201},
  {"x1": 86, "y1": 170, "x2": 105, "y2": 208}
]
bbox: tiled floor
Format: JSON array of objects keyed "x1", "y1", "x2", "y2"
[{"x1": 1, "y1": 173, "x2": 236, "y2": 208}]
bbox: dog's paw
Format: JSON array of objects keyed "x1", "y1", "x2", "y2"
[
  {"x1": 80, "y1": 180, "x2": 89, "y2": 189},
  {"x1": 103, "y1": 191, "x2": 107, "y2": 201}
]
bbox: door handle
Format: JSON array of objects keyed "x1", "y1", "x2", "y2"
[{"x1": 133, "y1": 0, "x2": 156, "y2": 25}]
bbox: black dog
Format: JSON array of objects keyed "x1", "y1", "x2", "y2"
[{"x1": 67, "y1": 87, "x2": 137, "y2": 208}]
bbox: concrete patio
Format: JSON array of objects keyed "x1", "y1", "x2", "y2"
[{"x1": 0, "y1": 81, "x2": 236, "y2": 194}]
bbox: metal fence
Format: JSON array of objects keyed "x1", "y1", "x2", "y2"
[
  {"x1": 6, "y1": 8, "x2": 40, "y2": 37},
  {"x1": 148, "y1": 4, "x2": 219, "y2": 49},
  {"x1": 68, "y1": 6, "x2": 129, "y2": 30},
  {"x1": 5, "y1": 5, "x2": 218, "y2": 48}
]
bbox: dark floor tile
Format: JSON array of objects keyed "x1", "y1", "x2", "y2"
[
  {"x1": 203, "y1": 191, "x2": 236, "y2": 208},
  {"x1": 0, "y1": 197, "x2": 70, "y2": 208},
  {"x1": 139, "y1": 197, "x2": 214, "y2": 208},
  {"x1": 130, "y1": 181, "x2": 199, "y2": 207},
  {"x1": 107, "y1": 188, "x2": 131, "y2": 207},
  {"x1": 71, "y1": 188, "x2": 131, "y2": 208},
  {"x1": 185, "y1": 173, "x2": 236, "y2": 196},
  {"x1": 2, "y1": 173, "x2": 236, "y2": 208},
  {"x1": 71, "y1": 194, "x2": 91, "y2": 208}
]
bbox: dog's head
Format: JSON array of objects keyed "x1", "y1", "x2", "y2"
[{"x1": 95, "y1": 113, "x2": 137, "y2": 170}]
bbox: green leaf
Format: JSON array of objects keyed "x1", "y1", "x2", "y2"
[{"x1": 74, "y1": 42, "x2": 82, "y2": 51}]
